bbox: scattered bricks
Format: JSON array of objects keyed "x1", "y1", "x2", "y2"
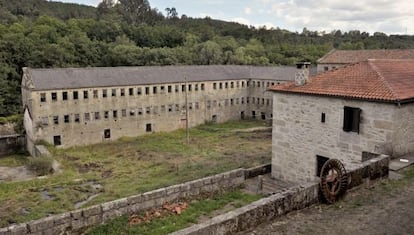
[
  {"x1": 27, "y1": 216, "x2": 55, "y2": 233},
  {"x1": 82, "y1": 205, "x2": 102, "y2": 217}
]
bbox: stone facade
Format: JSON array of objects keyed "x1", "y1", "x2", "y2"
[
  {"x1": 271, "y1": 93, "x2": 412, "y2": 183},
  {"x1": 22, "y1": 66, "x2": 295, "y2": 152}
]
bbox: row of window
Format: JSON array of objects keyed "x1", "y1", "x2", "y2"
[
  {"x1": 39, "y1": 97, "x2": 272, "y2": 125},
  {"x1": 212, "y1": 80, "x2": 279, "y2": 90}
]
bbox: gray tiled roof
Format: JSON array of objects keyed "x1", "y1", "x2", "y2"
[{"x1": 25, "y1": 65, "x2": 297, "y2": 91}]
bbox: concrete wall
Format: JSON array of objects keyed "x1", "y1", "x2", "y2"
[
  {"x1": 271, "y1": 92, "x2": 395, "y2": 183},
  {"x1": 0, "y1": 169, "x2": 245, "y2": 235},
  {"x1": 25, "y1": 79, "x2": 277, "y2": 148},
  {"x1": 172, "y1": 155, "x2": 389, "y2": 235}
]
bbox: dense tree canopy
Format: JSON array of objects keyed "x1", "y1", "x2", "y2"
[{"x1": 0, "y1": 0, "x2": 413, "y2": 117}]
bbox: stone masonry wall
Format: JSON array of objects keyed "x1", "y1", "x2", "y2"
[
  {"x1": 392, "y1": 103, "x2": 414, "y2": 157},
  {"x1": 272, "y1": 92, "x2": 395, "y2": 183},
  {"x1": 172, "y1": 155, "x2": 389, "y2": 235},
  {"x1": 0, "y1": 169, "x2": 245, "y2": 235}
]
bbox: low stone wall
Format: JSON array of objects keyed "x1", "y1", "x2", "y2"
[
  {"x1": 0, "y1": 134, "x2": 25, "y2": 157},
  {"x1": 0, "y1": 169, "x2": 245, "y2": 235},
  {"x1": 172, "y1": 155, "x2": 389, "y2": 235},
  {"x1": 244, "y1": 164, "x2": 271, "y2": 179}
]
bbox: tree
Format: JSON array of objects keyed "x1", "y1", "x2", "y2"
[
  {"x1": 118, "y1": 0, "x2": 152, "y2": 24},
  {"x1": 165, "y1": 7, "x2": 178, "y2": 19}
]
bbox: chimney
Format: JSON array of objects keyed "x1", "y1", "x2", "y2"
[{"x1": 295, "y1": 62, "x2": 311, "y2": 86}]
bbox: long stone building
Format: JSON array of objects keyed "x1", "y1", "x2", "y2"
[
  {"x1": 22, "y1": 65, "x2": 296, "y2": 154},
  {"x1": 271, "y1": 60, "x2": 414, "y2": 183}
]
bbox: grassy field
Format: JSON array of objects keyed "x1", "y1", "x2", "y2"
[{"x1": 0, "y1": 120, "x2": 271, "y2": 227}]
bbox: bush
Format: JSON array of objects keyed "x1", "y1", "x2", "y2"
[{"x1": 27, "y1": 156, "x2": 54, "y2": 176}]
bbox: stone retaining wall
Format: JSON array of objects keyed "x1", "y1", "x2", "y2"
[
  {"x1": 0, "y1": 169, "x2": 245, "y2": 235},
  {"x1": 0, "y1": 134, "x2": 25, "y2": 157},
  {"x1": 172, "y1": 155, "x2": 389, "y2": 235}
]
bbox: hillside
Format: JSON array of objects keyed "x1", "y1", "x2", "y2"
[{"x1": 0, "y1": 0, "x2": 414, "y2": 117}]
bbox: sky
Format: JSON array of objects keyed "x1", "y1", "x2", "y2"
[{"x1": 57, "y1": 0, "x2": 414, "y2": 35}]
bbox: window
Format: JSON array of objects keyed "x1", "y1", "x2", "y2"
[
  {"x1": 95, "y1": 112, "x2": 100, "y2": 120},
  {"x1": 40, "y1": 93, "x2": 46, "y2": 102},
  {"x1": 195, "y1": 102, "x2": 199, "y2": 109},
  {"x1": 93, "y1": 90, "x2": 98, "y2": 98},
  {"x1": 343, "y1": 106, "x2": 361, "y2": 133},
  {"x1": 104, "y1": 111, "x2": 109, "y2": 119},
  {"x1": 138, "y1": 108, "x2": 143, "y2": 115},
  {"x1": 225, "y1": 82, "x2": 228, "y2": 88},
  {"x1": 84, "y1": 113, "x2": 90, "y2": 121},
  {"x1": 120, "y1": 89, "x2": 125, "y2": 96},
  {"x1": 219, "y1": 83, "x2": 223, "y2": 89},
  {"x1": 146, "y1": 107, "x2": 150, "y2": 114},
  {"x1": 51, "y1": 92, "x2": 57, "y2": 101},
  {"x1": 230, "y1": 82, "x2": 234, "y2": 88},
  {"x1": 324, "y1": 66, "x2": 329, "y2": 71},
  {"x1": 53, "y1": 135, "x2": 61, "y2": 146},
  {"x1": 241, "y1": 97, "x2": 245, "y2": 104},
  {"x1": 236, "y1": 81, "x2": 240, "y2": 88},
  {"x1": 201, "y1": 83, "x2": 205, "y2": 90},
  {"x1": 104, "y1": 129, "x2": 111, "y2": 139},
  {"x1": 113, "y1": 110, "x2": 118, "y2": 118},
  {"x1": 130, "y1": 110, "x2": 135, "y2": 116},
  {"x1": 53, "y1": 116, "x2": 59, "y2": 124},
  {"x1": 137, "y1": 87, "x2": 142, "y2": 95},
  {"x1": 242, "y1": 81, "x2": 245, "y2": 87},
  {"x1": 252, "y1": 111, "x2": 256, "y2": 119},
  {"x1": 74, "y1": 114, "x2": 80, "y2": 123},
  {"x1": 102, "y1": 89, "x2": 107, "y2": 98},
  {"x1": 213, "y1": 83, "x2": 217, "y2": 89},
  {"x1": 247, "y1": 81, "x2": 250, "y2": 87},
  {"x1": 230, "y1": 99, "x2": 234, "y2": 106},
  {"x1": 73, "y1": 91, "x2": 79, "y2": 100},
  {"x1": 261, "y1": 112, "x2": 266, "y2": 120},
  {"x1": 129, "y1": 88, "x2": 134, "y2": 96},
  {"x1": 168, "y1": 85, "x2": 172, "y2": 93},
  {"x1": 175, "y1": 85, "x2": 179, "y2": 92},
  {"x1": 83, "y1": 90, "x2": 88, "y2": 99},
  {"x1": 64, "y1": 115, "x2": 70, "y2": 123},
  {"x1": 321, "y1": 113, "x2": 326, "y2": 123},
  {"x1": 182, "y1": 85, "x2": 185, "y2": 92},
  {"x1": 41, "y1": 117, "x2": 48, "y2": 125},
  {"x1": 168, "y1": 105, "x2": 173, "y2": 112},
  {"x1": 146, "y1": 123, "x2": 152, "y2": 132},
  {"x1": 153, "y1": 86, "x2": 157, "y2": 94},
  {"x1": 316, "y1": 155, "x2": 329, "y2": 176},
  {"x1": 188, "y1": 84, "x2": 192, "y2": 91},
  {"x1": 161, "y1": 105, "x2": 166, "y2": 112},
  {"x1": 195, "y1": 84, "x2": 198, "y2": 91},
  {"x1": 112, "y1": 89, "x2": 116, "y2": 97},
  {"x1": 145, "y1": 87, "x2": 150, "y2": 95},
  {"x1": 122, "y1": 109, "x2": 127, "y2": 117},
  {"x1": 160, "y1": 86, "x2": 165, "y2": 93},
  {"x1": 62, "y1": 92, "x2": 68, "y2": 101}
]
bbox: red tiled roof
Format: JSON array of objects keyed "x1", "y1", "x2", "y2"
[
  {"x1": 317, "y1": 49, "x2": 414, "y2": 64},
  {"x1": 270, "y1": 60, "x2": 414, "y2": 103}
]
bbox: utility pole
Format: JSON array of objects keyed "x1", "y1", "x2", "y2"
[{"x1": 185, "y1": 77, "x2": 189, "y2": 144}]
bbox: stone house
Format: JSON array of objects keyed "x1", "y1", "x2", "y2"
[
  {"x1": 22, "y1": 65, "x2": 296, "y2": 155},
  {"x1": 317, "y1": 49, "x2": 414, "y2": 73},
  {"x1": 270, "y1": 60, "x2": 414, "y2": 183}
]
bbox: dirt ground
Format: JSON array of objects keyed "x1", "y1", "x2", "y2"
[{"x1": 242, "y1": 169, "x2": 414, "y2": 235}]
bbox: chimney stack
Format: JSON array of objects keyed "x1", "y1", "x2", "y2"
[{"x1": 295, "y1": 62, "x2": 311, "y2": 86}]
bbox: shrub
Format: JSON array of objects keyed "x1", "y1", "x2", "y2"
[{"x1": 27, "y1": 156, "x2": 54, "y2": 176}]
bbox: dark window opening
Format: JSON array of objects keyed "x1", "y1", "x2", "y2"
[
  {"x1": 104, "y1": 111, "x2": 109, "y2": 119},
  {"x1": 104, "y1": 129, "x2": 111, "y2": 139},
  {"x1": 113, "y1": 110, "x2": 118, "y2": 118},
  {"x1": 111, "y1": 89, "x2": 116, "y2": 97},
  {"x1": 241, "y1": 111, "x2": 245, "y2": 120},
  {"x1": 213, "y1": 83, "x2": 217, "y2": 89},
  {"x1": 122, "y1": 109, "x2": 127, "y2": 117},
  {"x1": 201, "y1": 83, "x2": 205, "y2": 90},
  {"x1": 53, "y1": 116, "x2": 59, "y2": 124},
  {"x1": 160, "y1": 86, "x2": 165, "y2": 92},
  {"x1": 261, "y1": 112, "x2": 266, "y2": 120},
  {"x1": 64, "y1": 115, "x2": 70, "y2": 123},
  {"x1": 153, "y1": 86, "x2": 157, "y2": 94},
  {"x1": 225, "y1": 82, "x2": 228, "y2": 88},
  {"x1": 120, "y1": 89, "x2": 125, "y2": 96},
  {"x1": 219, "y1": 83, "x2": 223, "y2": 89},
  {"x1": 146, "y1": 123, "x2": 152, "y2": 132},
  {"x1": 53, "y1": 135, "x2": 61, "y2": 146},
  {"x1": 93, "y1": 90, "x2": 98, "y2": 98},
  {"x1": 145, "y1": 87, "x2": 150, "y2": 95},
  {"x1": 146, "y1": 107, "x2": 150, "y2": 114},
  {"x1": 84, "y1": 113, "x2": 90, "y2": 121},
  {"x1": 188, "y1": 84, "x2": 192, "y2": 91},
  {"x1": 62, "y1": 92, "x2": 68, "y2": 101},
  {"x1": 102, "y1": 89, "x2": 107, "y2": 98},
  {"x1": 168, "y1": 85, "x2": 172, "y2": 93},
  {"x1": 321, "y1": 113, "x2": 326, "y2": 123},
  {"x1": 212, "y1": 115, "x2": 217, "y2": 123},
  {"x1": 40, "y1": 93, "x2": 46, "y2": 102},
  {"x1": 95, "y1": 112, "x2": 100, "y2": 120},
  {"x1": 343, "y1": 106, "x2": 361, "y2": 133},
  {"x1": 138, "y1": 87, "x2": 142, "y2": 95},
  {"x1": 324, "y1": 66, "x2": 329, "y2": 71},
  {"x1": 175, "y1": 85, "x2": 179, "y2": 92},
  {"x1": 84, "y1": 90, "x2": 88, "y2": 99},
  {"x1": 182, "y1": 85, "x2": 185, "y2": 92},
  {"x1": 252, "y1": 111, "x2": 256, "y2": 119},
  {"x1": 129, "y1": 88, "x2": 134, "y2": 96},
  {"x1": 73, "y1": 91, "x2": 78, "y2": 100},
  {"x1": 316, "y1": 155, "x2": 329, "y2": 177},
  {"x1": 51, "y1": 92, "x2": 57, "y2": 101},
  {"x1": 74, "y1": 114, "x2": 80, "y2": 123}
]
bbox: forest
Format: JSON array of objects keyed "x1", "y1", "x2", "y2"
[{"x1": 1, "y1": 0, "x2": 414, "y2": 117}]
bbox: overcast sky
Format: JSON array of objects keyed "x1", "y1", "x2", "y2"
[{"x1": 57, "y1": 0, "x2": 414, "y2": 35}]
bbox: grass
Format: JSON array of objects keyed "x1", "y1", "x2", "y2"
[
  {"x1": 0, "y1": 120, "x2": 270, "y2": 227},
  {"x1": 0, "y1": 154, "x2": 29, "y2": 167},
  {"x1": 87, "y1": 190, "x2": 262, "y2": 235}
]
